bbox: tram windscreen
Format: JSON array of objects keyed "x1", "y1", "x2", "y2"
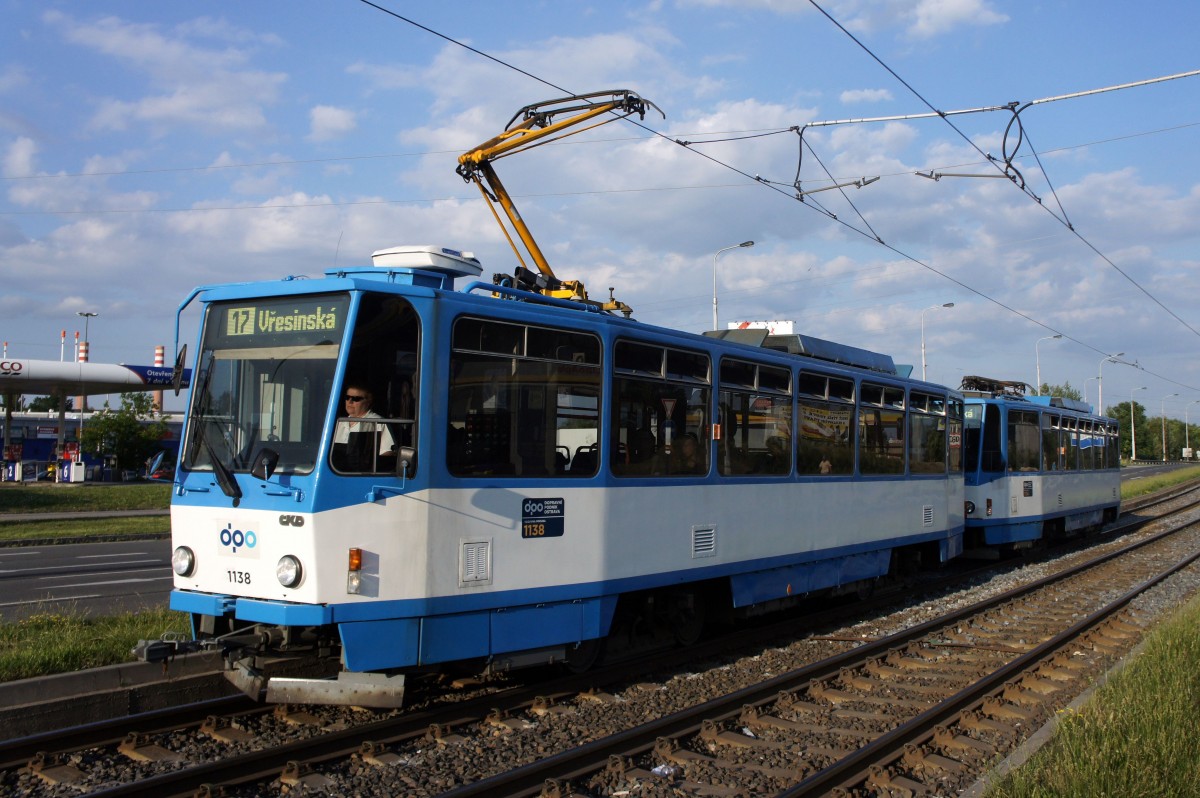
[{"x1": 183, "y1": 294, "x2": 348, "y2": 475}]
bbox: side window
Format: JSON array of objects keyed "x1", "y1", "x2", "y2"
[
  {"x1": 1061, "y1": 417, "x2": 1078, "y2": 471},
  {"x1": 717, "y1": 360, "x2": 792, "y2": 476},
  {"x1": 908, "y1": 392, "x2": 947, "y2": 474},
  {"x1": 1041, "y1": 414, "x2": 1059, "y2": 471},
  {"x1": 948, "y1": 398, "x2": 964, "y2": 473},
  {"x1": 333, "y1": 293, "x2": 419, "y2": 476},
  {"x1": 1079, "y1": 420, "x2": 1096, "y2": 470},
  {"x1": 1008, "y1": 410, "x2": 1041, "y2": 472},
  {"x1": 611, "y1": 341, "x2": 710, "y2": 478},
  {"x1": 797, "y1": 373, "x2": 854, "y2": 476},
  {"x1": 447, "y1": 318, "x2": 601, "y2": 478},
  {"x1": 981, "y1": 404, "x2": 1004, "y2": 473},
  {"x1": 859, "y1": 383, "x2": 905, "y2": 475}
]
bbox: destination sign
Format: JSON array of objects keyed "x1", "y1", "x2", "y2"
[{"x1": 206, "y1": 294, "x2": 349, "y2": 348}]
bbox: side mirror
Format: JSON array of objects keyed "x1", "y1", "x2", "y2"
[
  {"x1": 172, "y1": 344, "x2": 188, "y2": 396},
  {"x1": 397, "y1": 446, "x2": 416, "y2": 477},
  {"x1": 250, "y1": 447, "x2": 280, "y2": 481}
]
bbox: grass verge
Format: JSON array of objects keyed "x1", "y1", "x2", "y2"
[
  {"x1": 1121, "y1": 464, "x2": 1200, "y2": 500},
  {"x1": 986, "y1": 594, "x2": 1200, "y2": 797},
  {"x1": 0, "y1": 483, "x2": 170, "y2": 514},
  {"x1": 0, "y1": 516, "x2": 169, "y2": 543},
  {"x1": 0, "y1": 605, "x2": 191, "y2": 682}
]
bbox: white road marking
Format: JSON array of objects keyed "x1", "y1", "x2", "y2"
[
  {"x1": 0, "y1": 559, "x2": 162, "y2": 574},
  {"x1": 52, "y1": 576, "x2": 173, "y2": 588},
  {"x1": 0, "y1": 594, "x2": 102, "y2": 607}
]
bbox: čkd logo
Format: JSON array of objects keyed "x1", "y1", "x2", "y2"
[
  {"x1": 220, "y1": 524, "x2": 257, "y2": 553},
  {"x1": 279, "y1": 514, "x2": 305, "y2": 527}
]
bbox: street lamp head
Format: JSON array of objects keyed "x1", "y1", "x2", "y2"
[
  {"x1": 738, "y1": 240, "x2": 754, "y2": 248},
  {"x1": 1052, "y1": 334, "x2": 1062, "y2": 339},
  {"x1": 942, "y1": 302, "x2": 955, "y2": 308},
  {"x1": 76, "y1": 311, "x2": 98, "y2": 319}
]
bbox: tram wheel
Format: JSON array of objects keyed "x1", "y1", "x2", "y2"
[
  {"x1": 564, "y1": 638, "x2": 604, "y2": 673},
  {"x1": 672, "y1": 602, "x2": 706, "y2": 647}
]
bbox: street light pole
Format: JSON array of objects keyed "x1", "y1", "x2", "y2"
[
  {"x1": 76, "y1": 311, "x2": 98, "y2": 346},
  {"x1": 1161, "y1": 393, "x2": 1178, "y2": 462},
  {"x1": 1186, "y1": 399, "x2": 1200, "y2": 459},
  {"x1": 1034, "y1": 334, "x2": 1062, "y2": 395},
  {"x1": 920, "y1": 303, "x2": 955, "y2": 381},
  {"x1": 712, "y1": 241, "x2": 754, "y2": 331},
  {"x1": 1096, "y1": 352, "x2": 1124, "y2": 415},
  {"x1": 1130, "y1": 387, "x2": 1146, "y2": 461}
]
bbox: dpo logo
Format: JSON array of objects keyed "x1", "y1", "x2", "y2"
[
  {"x1": 0, "y1": 361, "x2": 24, "y2": 376},
  {"x1": 220, "y1": 523, "x2": 257, "y2": 553}
]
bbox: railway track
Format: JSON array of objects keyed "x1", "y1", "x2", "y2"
[
  {"x1": 440, "y1": 511, "x2": 1200, "y2": 798},
  {"x1": 3, "y1": 483, "x2": 1199, "y2": 796}
]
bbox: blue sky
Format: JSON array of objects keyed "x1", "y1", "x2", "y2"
[{"x1": 2, "y1": 0, "x2": 1199, "y2": 419}]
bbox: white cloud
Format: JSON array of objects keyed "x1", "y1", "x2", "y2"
[
  {"x1": 908, "y1": 0, "x2": 1008, "y2": 38},
  {"x1": 0, "y1": 65, "x2": 30, "y2": 94},
  {"x1": 674, "y1": 0, "x2": 1008, "y2": 38},
  {"x1": 43, "y1": 10, "x2": 286, "y2": 135},
  {"x1": 840, "y1": 88, "x2": 893, "y2": 104},
  {"x1": 308, "y1": 105, "x2": 357, "y2": 142},
  {"x1": 3, "y1": 136, "x2": 37, "y2": 177}
]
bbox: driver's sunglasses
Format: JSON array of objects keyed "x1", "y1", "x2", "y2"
[{"x1": 344, "y1": 394, "x2": 367, "y2": 403}]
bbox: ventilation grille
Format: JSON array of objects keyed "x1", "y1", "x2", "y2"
[
  {"x1": 922, "y1": 506, "x2": 934, "y2": 527},
  {"x1": 461, "y1": 540, "x2": 491, "y2": 585},
  {"x1": 692, "y1": 526, "x2": 717, "y2": 558},
  {"x1": 1058, "y1": 493, "x2": 1064, "y2": 508}
]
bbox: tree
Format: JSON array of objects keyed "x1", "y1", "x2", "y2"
[
  {"x1": 26, "y1": 394, "x2": 73, "y2": 412},
  {"x1": 80, "y1": 392, "x2": 168, "y2": 472},
  {"x1": 1109, "y1": 400, "x2": 1146, "y2": 460},
  {"x1": 1037, "y1": 381, "x2": 1082, "y2": 402}
]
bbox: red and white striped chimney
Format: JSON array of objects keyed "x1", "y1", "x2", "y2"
[
  {"x1": 76, "y1": 332, "x2": 87, "y2": 411},
  {"x1": 154, "y1": 345, "x2": 165, "y2": 410}
]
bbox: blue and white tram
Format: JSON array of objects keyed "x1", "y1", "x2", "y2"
[
  {"x1": 160, "y1": 245, "x2": 966, "y2": 706},
  {"x1": 960, "y1": 376, "x2": 1121, "y2": 549}
]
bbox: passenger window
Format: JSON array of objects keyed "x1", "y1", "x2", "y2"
[
  {"x1": 797, "y1": 373, "x2": 854, "y2": 476},
  {"x1": 859, "y1": 382, "x2": 905, "y2": 474},
  {"x1": 612, "y1": 341, "x2": 710, "y2": 478},
  {"x1": 718, "y1": 360, "x2": 792, "y2": 476},
  {"x1": 1008, "y1": 410, "x2": 1040, "y2": 472},
  {"x1": 909, "y1": 392, "x2": 947, "y2": 474},
  {"x1": 447, "y1": 318, "x2": 601, "y2": 478}
]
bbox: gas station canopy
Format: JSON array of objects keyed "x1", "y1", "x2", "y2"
[{"x1": 0, "y1": 358, "x2": 190, "y2": 397}]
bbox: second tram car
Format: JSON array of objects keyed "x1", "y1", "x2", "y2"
[{"x1": 961, "y1": 376, "x2": 1121, "y2": 549}]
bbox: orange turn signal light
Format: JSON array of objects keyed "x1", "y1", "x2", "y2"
[{"x1": 348, "y1": 547, "x2": 362, "y2": 572}]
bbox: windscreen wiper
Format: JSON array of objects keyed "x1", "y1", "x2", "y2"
[{"x1": 206, "y1": 439, "x2": 242, "y2": 506}]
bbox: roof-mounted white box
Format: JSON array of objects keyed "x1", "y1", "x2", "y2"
[{"x1": 371, "y1": 245, "x2": 483, "y2": 277}]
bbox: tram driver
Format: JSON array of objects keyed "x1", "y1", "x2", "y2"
[{"x1": 332, "y1": 382, "x2": 396, "y2": 472}]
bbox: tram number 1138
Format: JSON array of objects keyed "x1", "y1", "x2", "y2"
[{"x1": 520, "y1": 497, "x2": 565, "y2": 538}]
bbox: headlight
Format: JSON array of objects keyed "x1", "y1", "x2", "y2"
[
  {"x1": 276, "y1": 555, "x2": 303, "y2": 588},
  {"x1": 172, "y1": 546, "x2": 195, "y2": 577}
]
